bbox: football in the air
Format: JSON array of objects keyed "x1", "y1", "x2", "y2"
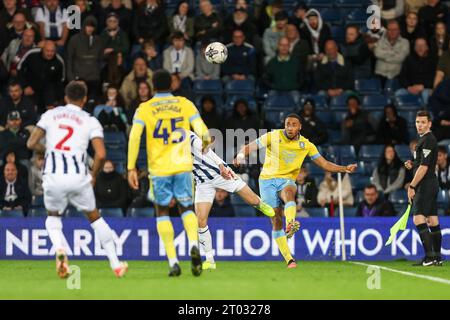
[{"x1": 204, "y1": 42, "x2": 228, "y2": 64}]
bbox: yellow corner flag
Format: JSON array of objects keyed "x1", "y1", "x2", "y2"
[{"x1": 385, "y1": 204, "x2": 411, "y2": 246}]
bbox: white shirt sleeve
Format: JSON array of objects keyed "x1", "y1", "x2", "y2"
[
  {"x1": 205, "y1": 149, "x2": 226, "y2": 167},
  {"x1": 89, "y1": 117, "x2": 104, "y2": 140},
  {"x1": 34, "y1": 8, "x2": 45, "y2": 23},
  {"x1": 190, "y1": 132, "x2": 203, "y2": 152},
  {"x1": 36, "y1": 111, "x2": 51, "y2": 131}
]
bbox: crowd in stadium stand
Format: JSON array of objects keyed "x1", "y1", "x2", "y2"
[{"x1": 0, "y1": 0, "x2": 449, "y2": 218}]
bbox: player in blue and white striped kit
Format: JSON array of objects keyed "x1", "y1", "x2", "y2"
[{"x1": 189, "y1": 132, "x2": 275, "y2": 270}]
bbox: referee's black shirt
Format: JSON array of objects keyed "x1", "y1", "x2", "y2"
[{"x1": 413, "y1": 131, "x2": 438, "y2": 181}]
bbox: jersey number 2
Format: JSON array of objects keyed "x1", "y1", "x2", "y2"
[{"x1": 55, "y1": 125, "x2": 74, "y2": 151}]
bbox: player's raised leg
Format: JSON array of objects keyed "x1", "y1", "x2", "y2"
[
  {"x1": 280, "y1": 185, "x2": 300, "y2": 239},
  {"x1": 236, "y1": 185, "x2": 275, "y2": 218}
]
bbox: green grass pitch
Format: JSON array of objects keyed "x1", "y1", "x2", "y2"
[{"x1": 0, "y1": 260, "x2": 449, "y2": 299}]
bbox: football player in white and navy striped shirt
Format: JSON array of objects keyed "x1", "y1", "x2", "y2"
[{"x1": 189, "y1": 132, "x2": 275, "y2": 270}]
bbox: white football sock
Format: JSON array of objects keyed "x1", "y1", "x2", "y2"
[
  {"x1": 168, "y1": 258, "x2": 179, "y2": 268},
  {"x1": 199, "y1": 226, "x2": 215, "y2": 263},
  {"x1": 45, "y1": 216, "x2": 64, "y2": 252},
  {"x1": 91, "y1": 218, "x2": 121, "y2": 270}
]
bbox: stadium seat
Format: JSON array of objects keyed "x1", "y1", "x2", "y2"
[
  {"x1": 0, "y1": 210, "x2": 24, "y2": 218},
  {"x1": 307, "y1": 162, "x2": 324, "y2": 176},
  {"x1": 129, "y1": 207, "x2": 155, "y2": 217},
  {"x1": 331, "y1": 26, "x2": 346, "y2": 43},
  {"x1": 300, "y1": 94, "x2": 328, "y2": 110},
  {"x1": 333, "y1": 111, "x2": 348, "y2": 126},
  {"x1": 107, "y1": 148, "x2": 126, "y2": 162},
  {"x1": 384, "y1": 78, "x2": 401, "y2": 95},
  {"x1": 305, "y1": 0, "x2": 334, "y2": 8},
  {"x1": 389, "y1": 189, "x2": 408, "y2": 204},
  {"x1": 65, "y1": 207, "x2": 85, "y2": 217},
  {"x1": 327, "y1": 129, "x2": 342, "y2": 144},
  {"x1": 356, "y1": 190, "x2": 364, "y2": 203},
  {"x1": 316, "y1": 111, "x2": 334, "y2": 126},
  {"x1": 344, "y1": 207, "x2": 357, "y2": 217},
  {"x1": 224, "y1": 95, "x2": 258, "y2": 113},
  {"x1": 358, "y1": 145, "x2": 384, "y2": 161},
  {"x1": 230, "y1": 194, "x2": 246, "y2": 206},
  {"x1": 29, "y1": 207, "x2": 48, "y2": 217},
  {"x1": 335, "y1": 0, "x2": 368, "y2": 8},
  {"x1": 346, "y1": 8, "x2": 369, "y2": 24},
  {"x1": 233, "y1": 205, "x2": 257, "y2": 217},
  {"x1": 31, "y1": 195, "x2": 44, "y2": 208},
  {"x1": 104, "y1": 132, "x2": 126, "y2": 148},
  {"x1": 398, "y1": 111, "x2": 417, "y2": 127},
  {"x1": 363, "y1": 160, "x2": 376, "y2": 175},
  {"x1": 354, "y1": 78, "x2": 382, "y2": 95},
  {"x1": 408, "y1": 127, "x2": 418, "y2": 141},
  {"x1": 193, "y1": 80, "x2": 223, "y2": 95},
  {"x1": 362, "y1": 95, "x2": 390, "y2": 110},
  {"x1": 99, "y1": 208, "x2": 124, "y2": 218},
  {"x1": 306, "y1": 207, "x2": 328, "y2": 217},
  {"x1": 224, "y1": 80, "x2": 255, "y2": 96},
  {"x1": 437, "y1": 190, "x2": 449, "y2": 210},
  {"x1": 354, "y1": 161, "x2": 367, "y2": 176},
  {"x1": 394, "y1": 145, "x2": 412, "y2": 161},
  {"x1": 394, "y1": 94, "x2": 423, "y2": 110},
  {"x1": 351, "y1": 175, "x2": 371, "y2": 191},
  {"x1": 329, "y1": 94, "x2": 350, "y2": 110},
  {"x1": 264, "y1": 108, "x2": 295, "y2": 129},
  {"x1": 320, "y1": 8, "x2": 342, "y2": 25},
  {"x1": 264, "y1": 93, "x2": 296, "y2": 109},
  {"x1": 337, "y1": 145, "x2": 356, "y2": 161}
]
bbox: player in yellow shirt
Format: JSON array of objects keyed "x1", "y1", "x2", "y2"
[
  {"x1": 127, "y1": 70, "x2": 211, "y2": 277},
  {"x1": 234, "y1": 114, "x2": 357, "y2": 268}
]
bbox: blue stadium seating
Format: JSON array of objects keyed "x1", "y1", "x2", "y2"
[
  {"x1": 320, "y1": 9, "x2": 342, "y2": 25},
  {"x1": 316, "y1": 111, "x2": 334, "y2": 126},
  {"x1": 193, "y1": 80, "x2": 223, "y2": 95},
  {"x1": 264, "y1": 108, "x2": 295, "y2": 128},
  {"x1": 233, "y1": 205, "x2": 256, "y2": 217},
  {"x1": 337, "y1": 145, "x2": 356, "y2": 161},
  {"x1": 394, "y1": 94, "x2": 423, "y2": 110},
  {"x1": 29, "y1": 207, "x2": 48, "y2": 217},
  {"x1": 224, "y1": 95, "x2": 258, "y2": 113},
  {"x1": 355, "y1": 190, "x2": 364, "y2": 203},
  {"x1": 358, "y1": 145, "x2": 384, "y2": 161},
  {"x1": 300, "y1": 94, "x2": 328, "y2": 110},
  {"x1": 333, "y1": 111, "x2": 348, "y2": 125},
  {"x1": 437, "y1": 190, "x2": 449, "y2": 210},
  {"x1": 335, "y1": 0, "x2": 368, "y2": 8},
  {"x1": 344, "y1": 207, "x2": 357, "y2": 217},
  {"x1": 328, "y1": 129, "x2": 342, "y2": 144},
  {"x1": 351, "y1": 175, "x2": 371, "y2": 191},
  {"x1": 399, "y1": 111, "x2": 417, "y2": 127},
  {"x1": 384, "y1": 78, "x2": 401, "y2": 95},
  {"x1": 264, "y1": 93, "x2": 297, "y2": 109},
  {"x1": 331, "y1": 26, "x2": 346, "y2": 43},
  {"x1": 362, "y1": 95, "x2": 390, "y2": 110},
  {"x1": 306, "y1": 0, "x2": 334, "y2": 8},
  {"x1": 307, "y1": 162, "x2": 324, "y2": 176},
  {"x1": 355, "y1": 78, "x2": 382, "y2": 95},
  {"x1": 354, "y1": 161, "x2": 367, "y2": 176},
  {"x1": 100, "y1": 208, "x2": 124, "y2": 218},
  {"x1": 330, "y1": 94, "x2": 350, "y2": 110},
  {"x1": 408, "y1": 127, "x2": 418, "y2": 141},
  {"x1": 230, "y1": 194, "x2": 246, "y2": 206},
  {"x1": 346, "y1": 8, "x2": 369, "y2": 24},
  {"x1": 389, "y1": 189, "x2": 408, "y2": 204},
  {"x1": 395, "y1": 145, "x2": 412, "y2": 161},
  {"x1": 128, "y1": 207, "x2": 155, "y2": 217},
  {"x1": 363, "y1": 160, "x2": 376, "y2": 175},
  {"x1": 224, "y1": 80, "x2": 255, "y2": 96},
  {"x1": 306, "y1": 207, "x2": 329, "y2": 217},
  {"x1": 106, "y1": 148, "x2": 126, "y2": 162},
  {"x1": 104, "y1": 132, "x2": 126, "y2": 148},
  {"x1": 31, "y1": 195, "x2": 44, "y2": 208},
  {"x1": 65, "y1": 207, "x2": 85, "y2": 217},
  {"x1": 0, "y1": 210, "x2": 24, "y2": 218}
]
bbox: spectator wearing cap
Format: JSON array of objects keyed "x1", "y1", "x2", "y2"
[
  {"x1": 263, "y1": 36, "x2": 303, "y2": 104},
  {"x1": 315, "y1": 40, "x2": 354, "y2": 97},
  {"x1": 263, "y1": 10, "x2": 288, "y2": 64},
  {"x1": 0, "y1": 111, "x2": 31, "y2": 161},
  {"x1": 194, "y1": 0, "x2": 223, "y2": 44},
  {"x1": 34, "y1": 0, "x2": 69, "y2": 48},
  {"x1": 373, "y1": 20, "x2": 410, "y2": 85},
  {"x1": 396, "y1": 37, "x2": 436, "y2": 105},
  {"x1": 300, "y1": 9, "x2": 332, "y2": 57},
  {"x1": 168, "y1": 1, "x2": 194, "y2": 44},
  {"x1": 1, "y1": 27, "x2": 36, "y2": 77},
  {"x1": 195, "y1": 40, "x2": 220, "y2": 80},
  {"x1": 222, "y1": 29, "x2": 256, "y2": 83},
  {"x1": 376, "y1": 104, "x2": 409, "y2": 145},
  {"x1": 223, "y1": 6, "x2": 258, "y2": 46},
  {"x1": 67, "y1": 15, "x2": 105, "y2": 101},
  {"x1": 163, "y1": 32, "x2": 195, "y2": 87},
  {"x1": 418, "y1": 0, "x2": 448, "y2": 38},
  {"x1": 341, "y1": 95, "x2": 377, "y2": 152},
  {"x1": 0, "y1": 162, "x2": 31, "y2": 216},
  {"x1": 99, "y1": 0, "x2": 132, "y2": 35},
  {"x1": 101, "y1": 12, "x2": 130, "y2": 57},
  {"x1": 0, "y1": 80, "x2": 36, "y2": 131},
  {"x1": 286, "y1": 23, "x2": 311, "y2": 71},
  {"x1": 132, "y1": 0, "x2": 168, "y2": 46},
  {"x1": 340, "y1": 25, "x2": 372, "y2": 79},
  {"x1": 298, "y1": 99, "x2": 328, "y2": 145},
  {"x1": 120, "y1": 57, "x2": 153, "y2": 107},
  {"x1": 224, "y1": 99, "x2": 259, "y2": 131},
  {"x1": 356, "y1": 184, "x2": 396, "y2": 217},
  {"x1": 17, "y1": 40, "x2": 64, "y2": 112}
]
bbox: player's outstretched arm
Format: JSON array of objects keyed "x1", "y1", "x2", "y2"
[
  {"x1": 312, "y1": 156, "x2": 357, "y2": 174},
  {"x1": 91, "y1": 137, "x2": 107, "y2": 186},
  {"x1": 233, "y1": 141, "x2": 259, "y2": 167},
  {"x1": 26, "y1": 127, "x2": 46, "y2": 153},
  {"x1": 127, "y1": 121, "x2": 145, "y2": 190}
]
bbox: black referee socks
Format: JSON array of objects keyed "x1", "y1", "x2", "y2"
[
  {"x1": 429, "y1": 225, "x2": 442, "y2": 258},
  {"x1": 416, "y1": 223, "x2": 434, "y2": 258}
]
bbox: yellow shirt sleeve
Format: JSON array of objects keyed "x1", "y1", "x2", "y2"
[
  {"x1": 308, "y1": 141, "x2": 321, "y2": 160},
  {"x1": 127, "y1": 106, "x2": 145, "y2": 170},
  {"x1": 186, "y1": 100, "x2": 210, "y2": 147},
  {"x1": 256, "y1": 131, "x2": 273, "y2": 149}
]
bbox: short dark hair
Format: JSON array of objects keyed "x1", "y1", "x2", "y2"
[
  {"x1": 8, "y1": 79, "x2": 22, "y2": 89},
  {"x1": 364, "y1": 184, "x2": 377, "y2": 191},
  {"x1": 285, "y1": 113, "x2": 302, "y2": 124},
  {"x1": 346, "y1": 94, "x2": 360, "y2": 105},
  {"x1": 438, "y1": 146, "x2": 448, "y2": 155},
  {"x1": 416, "y1": 110, "x2": 432, "y2": 120},
  {"x1": 65, "y1": 81, "x2": 87, "y2": 102},
  {"x1": 152, "y1": 69, "x2": 172, "y2": 92},
  {"x1": 274, "y1": 11, "x2": 288, "y2": 21},
  {"x1": 171, "y1": 31, "x2": 184, "y2": 40}
]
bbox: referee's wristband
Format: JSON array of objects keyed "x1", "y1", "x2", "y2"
[{"x1": 409, "y1": 185, "x2": 416, "y2": 190}]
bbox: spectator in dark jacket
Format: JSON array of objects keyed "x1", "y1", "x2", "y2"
[
  {"x1": 315, "y1": 40, "x2": 353, "y2": 97},
  {"x1": 223, "y1": 7, "x2": 258, "y2": 45},
  {"x1": 67, "y1": 15, "x2": 105, "y2": 100},
  {"x1": 356, "y1": 184, "x2": 396, "y2": 217},
  {"x1": 171, "y1": 72, "x2": 192, "y2": 100},
  {"x1": 299, "y1": 9, "x2": 331, "y2": 55},
  {"x1": 132, "y1": 0, "x2": 168, "y2": 46},
  {"x1": 376, "y1": 104, "x2": 409, "y2": 145},
  {"x1": 210, "y1": 189, "x2": 236, "y2": 217},
  {"x1": 429, "y1": 21, "x2": 449, "y2": 58},
  {"x1": 340, "y1": 25, "x2": 372, "y2": 79},
  {"x1": 200, "y1": 95, "x2": 221, "y2": 131},
  {"x1": 224, "y1": 99, "x2": 259, "y2": 131},
  {"x1": 133, "y1": 39, "x2": 163, "y2": 71},
  {"x1": 0, "y1": 162, "x2": 31, "y2": 215},
  {"x1": 286, "y1": 23, "x2": 310, "y2": 71},
  {"x1": 0, "y1": 80, "x2": 36, "y2": 130},
  {"x1": 0, "y1": 111, "x2": 30, "y2": 161},
  {"x1": 0, "y1": 149, "x2": 28, "y2": 183},
  {"x1": 396, "y1": 37, "x2": 436, "y2": 104},
  {"x1": 129, "y1": 168, "x2": 151, "y2": 208},
  {"x1": 127, "y1": 81, "x2": 152, "y2": 124},
  {"x1": 1, "y1": 27, "x2": 36, "y2": 77},
  {"x1": 418, "y1": 0, "x2": 448, "y2": 38},
  {"x1": 17, "y1": 40, "x2": 64, "y2": 112},
  {"x1": 94, "y1": 160, "x2": 128, "y2": 213},
  {"x1": 400, "y1": 11, "x2": 427, "y2": 47},
  {"x1": 299, "y1": 99, "x2": 328, "y2": 145},
  {"x1": 372, "y1": 144, "x2": 406, "y2": 197},
  {"x1": 341, "y1": 95, "x2": 377, "y2": 151},
  {"x1": 99, "y1": 0, "x2": 132, "y2": 35},
  {"x1": 437, "y1": 146, "x2": 450, "y2": 190},
  {"x1": 94, "y1": 86, "x2": 128, "y2": 132},
  {"x1": 296, "y1": 166, "x2": 318, "y2": 211},
  {"x1": 222, "y1": 29, "x2": 256, "y2": 82},
  {"x1": 100, "y1": 12, "x2": 130, "y2": 57},
  {"x1": 167, "y1": 1, "x2": 195, "y2": 44},
  {"x1": 194, "y1": 0, "x2": 223, "y2": 44}
]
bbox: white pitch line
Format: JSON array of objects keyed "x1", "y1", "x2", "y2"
[{"x1": 350, "y1": 261, "x2": 450, "y2": 286}]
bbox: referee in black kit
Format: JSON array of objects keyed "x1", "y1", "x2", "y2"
[{"x1": 404, "y1": 110, "x2": 442, "y2": 266}]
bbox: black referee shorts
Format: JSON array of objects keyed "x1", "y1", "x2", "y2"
[{"x1": 411, "y1": 178, "x2": 439, "y2": 217}]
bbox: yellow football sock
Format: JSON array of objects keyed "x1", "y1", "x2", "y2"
[
  {"x1": 284, "y1": 201, "x2": 297, "y2": 224},
  {"x1": 273, "y1": 230, "x2": 293, "y2": 263},
  {"x1": 156, "y1": 216, "x2": 177, "y2": 260},
  {"x1": 181, "y1": 210, "x2": 199, "y2": 248}
]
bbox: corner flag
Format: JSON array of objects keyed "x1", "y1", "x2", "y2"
[{"x1": 385, "y1": 204, "x2": 411, "y2": 246}]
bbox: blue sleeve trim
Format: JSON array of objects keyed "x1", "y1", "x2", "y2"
[
  {"x1": 133, "y1": 119, "x2": 145, "y2": 127},
  {"x1": 310, "y1": 153, "x2": 321, "y2": 160},
  {"x1": 189, "y1": 113, "x2": 201, "y2": 123}
]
